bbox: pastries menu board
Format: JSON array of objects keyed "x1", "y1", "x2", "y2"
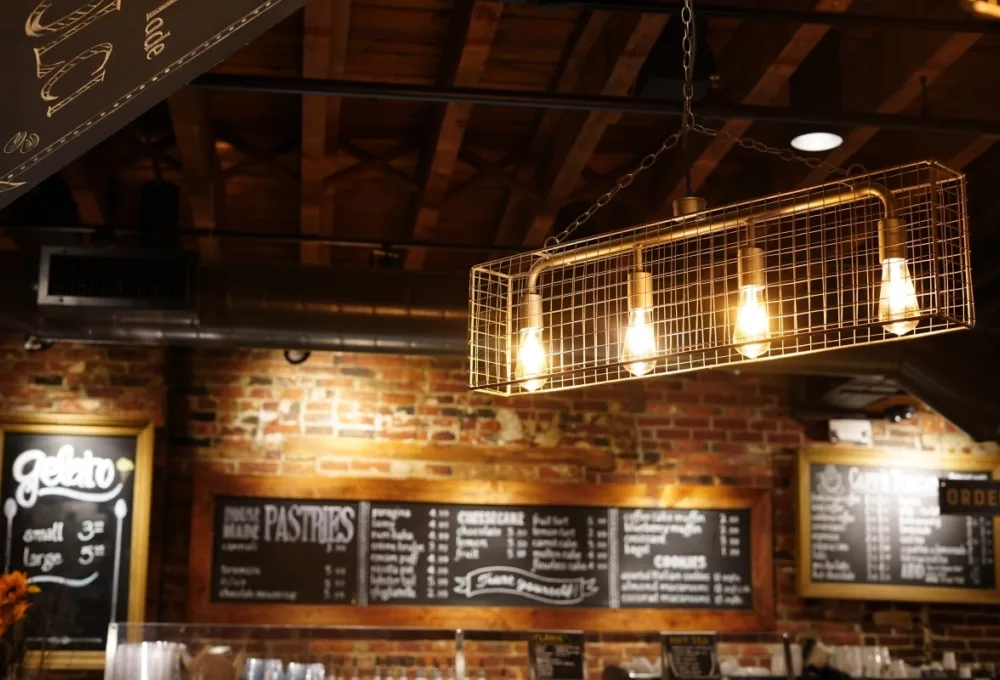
[
  {"x1": 211, "y1": 497, "x2": 359, "y2": 604},
  {"x1": 208, "y1": 498, "x2": 754, "y2": 611},
  {"x1": 799, "y1": 448, "x2": 1000, "y2": 604}
]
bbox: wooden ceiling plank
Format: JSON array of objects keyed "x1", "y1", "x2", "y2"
[
  {"x1": 168, "y1": 89, "x2": 223, "y2": 258},
  {"x1": 658, "y1": 0, "x2": 852, "y2": 212},
  {"x1": 798, "y1": 32, "x2": 982, "y2": 187},
  {"x1": 489, "y1": 11, "x2": 611, "y2": 248},
  {"x1": 339, "y1": 139, "x2": 423, "y2": 194},
  {"x1": 61, "y1": 160, "x2": 105, "y2": 226},
  {"x1": 403, "y1": 1, "x2": 504, "y2": 270},
  {"x1": 322, "y1": 142, "x2": 418, "y2": 190},
  {"x1": 520, "y1": 13, "x2": 669, "y2": 248},
  {"x1": 301, "y1": 0, "x2": 351, "y2": 266},
  {"x1": 948, "y1": 135, "x2": 998, "y2": 170}
]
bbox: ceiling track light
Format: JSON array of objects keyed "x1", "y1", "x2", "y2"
[{"x1": 468, "y1": 162, "x2": 973, "y2": 395}]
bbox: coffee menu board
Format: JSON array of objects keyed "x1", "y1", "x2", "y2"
[
  {"x1": 0, "y1": 417, "x2": 153, "y2": 670},
  {"x1": 191, "y1": 476, "x2": 773, "y2": 631},
  {"x1": 798, "y1": 447, "x2": 1000, "y2": 604}
]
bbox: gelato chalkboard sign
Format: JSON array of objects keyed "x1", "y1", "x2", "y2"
[
  {"x1": 0, "y1": 417, "x2": 153, "y2": 670},
  {"x1": 190, "y1": 476, "x2": 775, "y2": 632},
  {"x1": 798, "y1": 447, "x2": 1000, "y2": 604},
  {"x1": 0, "y1": 0, "x2": 310, "y2": 209}
]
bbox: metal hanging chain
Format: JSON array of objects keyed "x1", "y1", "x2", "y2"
[
  {"x1": 545, "y1": 0, "x2": 862, "y2": 248},
  {"x1": 689, "y1": 121, "x2": 867, "y2": 177}
]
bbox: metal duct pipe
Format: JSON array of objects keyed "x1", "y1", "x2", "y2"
[
  {"x1": 742, "y1": 334, "x2": 1000, "y2": 442},
  {"x1": 0, "y1": 255, "x2": 469, "y2": 356},
  {"x1": 190, "y1": 74, "x2": 1000, "y2": 137},
  {"x1": 526, "y1": 2, "x2": 1000, "y2": 35}
]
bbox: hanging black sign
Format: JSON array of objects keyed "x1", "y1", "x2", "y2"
[
  {"x1": 531, "y1": 632, "x2": 585, "y2": 680},
  {"x1": 0, "y1": 0, "x2": 310, "y2": 209},
  {"x1": 939, "y1": 479, "x2": 1000, "y2": 516},
  {"x1": 662, "y1": 634, "x2": 719, "y2": 680}
]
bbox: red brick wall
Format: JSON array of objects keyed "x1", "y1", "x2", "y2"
[{"x1": 3, "y1": 340, "x2": 999, "y2": 675}]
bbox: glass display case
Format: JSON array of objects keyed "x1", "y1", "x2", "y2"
[{"x1": 101, "y1": 624, "x2": 967, "y2": 680}]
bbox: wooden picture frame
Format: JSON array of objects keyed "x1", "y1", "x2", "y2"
[
  {"x1": 190, "y1": 474, "x2": 774, "y2": 632},
  {"x1": 0, "y1": 415, "x2": 154, "y2": 671},
  {"x1": 797, "y1": 446, "x2": 1000, "y2": 604}
]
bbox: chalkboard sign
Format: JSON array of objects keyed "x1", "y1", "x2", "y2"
[
  {"x1": 0, "y1": 0, "x2": 309, "y2": 209},
  {"x1": 617, "y1": 509, "x2": 751, "y2": 609},
  {"x1": 0, "y1": 417, "x2": 153, "y2": 670},
  {"x1": 663, "y1": 634, "x2": 719, "y2": 680},
  {"x1": 210, "y1": 496, "x2": 360, "y2": 605},
  {"x1": 531, "y1": 632, "x2": 584, "y2": 680},
  {"x1": 191, "y1": 476, "x2": 774, "y2": 632},
  {"x1": 798, "y1": 447, "x2": 1000, "y2": 604}
]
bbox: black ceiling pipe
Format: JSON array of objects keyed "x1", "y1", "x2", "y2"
[
  {"x1": 520, "y1": 1, "x2": 1000, "y2": 35},
  {"x1": 0, "y1": 254, "x2": 470, "y2": 356},
  {"x1": 190, "y1": 74, "x2": 1000, "y2": 137},
  {"x1": 0, "y1": 224, "x2": 524, "y2": 255}
]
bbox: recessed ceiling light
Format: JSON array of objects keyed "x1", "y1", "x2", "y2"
[{"x1": 791, "y1": 132, "x2": 843, "y2": 152}]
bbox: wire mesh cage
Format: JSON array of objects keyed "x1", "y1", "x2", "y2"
[{"x1": 469, "y1": 161, "x2": 973, "y2": 396}]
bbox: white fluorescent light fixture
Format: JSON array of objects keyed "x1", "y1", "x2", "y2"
[
  {"x1": 791, "y1": 132, "x2": 843, "y2": 152},
  {"x1": 468, "y1": 162, "x2": 973, "y2": 395}
]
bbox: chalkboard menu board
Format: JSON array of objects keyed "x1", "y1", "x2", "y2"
[
  {"x1": 191, "y1": 476, "x2": 773, "y2": 632},
  {"x1": 798, "y1": 448, "x2": 1000, "y2": 604},
  {"x1": 211, "y1": 497, "x2": 360, "y2": 604},
  {"x1": 0, "y1": 417, "x2": 153, "y2": 670},
  {"x1": 531, "y1": 632, "x2": 585, "y2": 680}
]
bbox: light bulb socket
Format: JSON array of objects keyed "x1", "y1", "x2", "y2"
[
  {"x1": 523, "y1": 293, "x2": 543, "y2": 328},
  {"x1": 672, "y1": 196, "x2": 707, "y2": 217},
  {"x1": 628, "y1": 270, "x2": 654, "y2": 311},
  {"x1": 878, "y1": 217, "x2": 907, "y2": 262},
  {"x1": 738, "y1": 247, "x2": 766, "y2": 289}
]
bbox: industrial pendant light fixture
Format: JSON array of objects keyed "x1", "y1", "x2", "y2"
[{"x1": 467, "y1": 1, "x2": 973, "y2": 396}]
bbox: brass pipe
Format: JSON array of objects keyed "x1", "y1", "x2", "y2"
[{"x1": 527, "y1": 184, "x2": 896, "y2": 291}]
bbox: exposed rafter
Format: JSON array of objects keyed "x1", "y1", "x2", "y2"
[
  {"x1": 657, "y1": 0, "x2": 851, "y2": 213},
  {"x1": 168, "y1": 89, "x2": 224, "y2": 258},
  {"x1": 520, "y1": 13, "x2": 668, "y2": 248},
  {"x1": 948, "y1": 135, "x2": 998, "y2": 169},
  {"x1": 490, "y1": 11, "x2": 611, "y2": 248},
  {"x1": 404, "y1": 0, "x2": 504, "y2": 270},
  {"x1": 61, "y1": 159, "x2": 106, "y2": 226},
  {"x1": 300, "y1": 0, "x2": 351, "y2": 266},
  {"x1": 798, "y1": 32, "x2": 981, "y2": 187}
]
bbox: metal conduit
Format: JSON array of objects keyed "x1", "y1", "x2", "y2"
[
  {"x1": 528, "y1": 1, "x2": 1000, "y2": 35},
  {"x1": 190, "y1": 74, "x2": 1000, "y2": 137}
]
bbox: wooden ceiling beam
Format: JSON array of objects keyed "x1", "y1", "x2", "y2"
[
  {"x1": 322, "y1": 142, "x2": 418, "y2": 191},
  {"x1": 168, "y1": 89, "x2": 223, "y2": 258},
  {"x1": 797, "y1": 31, "x2": 982, "y2": 187},
  {"x1": 403, "y1": 1, "x2": 504, "y2": 270},
  {"x1": 489, "y1": 11, "x2": 611, "y2": 248},
  {"x1": 656, "y1": 0, "x2": 852, "y2": 213},
  {"x1": 61, "y1": 159, "x2": 106, "y2": 226},
  {"x1": 948, "y1": 135, "x2": 998, "y2": 170},
  {"x1": 300, "y1": 0, "x2": 351, "y2": 266},
  {"x1": 339, "y1": 139, "x2": 423, "y2": 194},
  {"x1": 520, "y1": 13, "x2": 669, "y2": 248}
]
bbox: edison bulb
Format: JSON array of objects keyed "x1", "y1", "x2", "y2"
[
  {"x1": 733, "y1": 284, "x2": 771, "y2": 359},
  {"x1": 620, "y1": 307, "x2": 657, "y2": 376},
  {"x1": 516, "y1": 326, "x2": 547, "y2": 391},
  {"x1": 878, "y1": 257, "x2": 920, "y2": 336}
]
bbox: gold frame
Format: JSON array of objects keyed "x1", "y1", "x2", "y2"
[
  {"x1": 0, "y1": 415, "x2": 154, "y2": 671},
  {"x1": 797, "y1": 445, "x2": 1000, "y2": 604}
]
